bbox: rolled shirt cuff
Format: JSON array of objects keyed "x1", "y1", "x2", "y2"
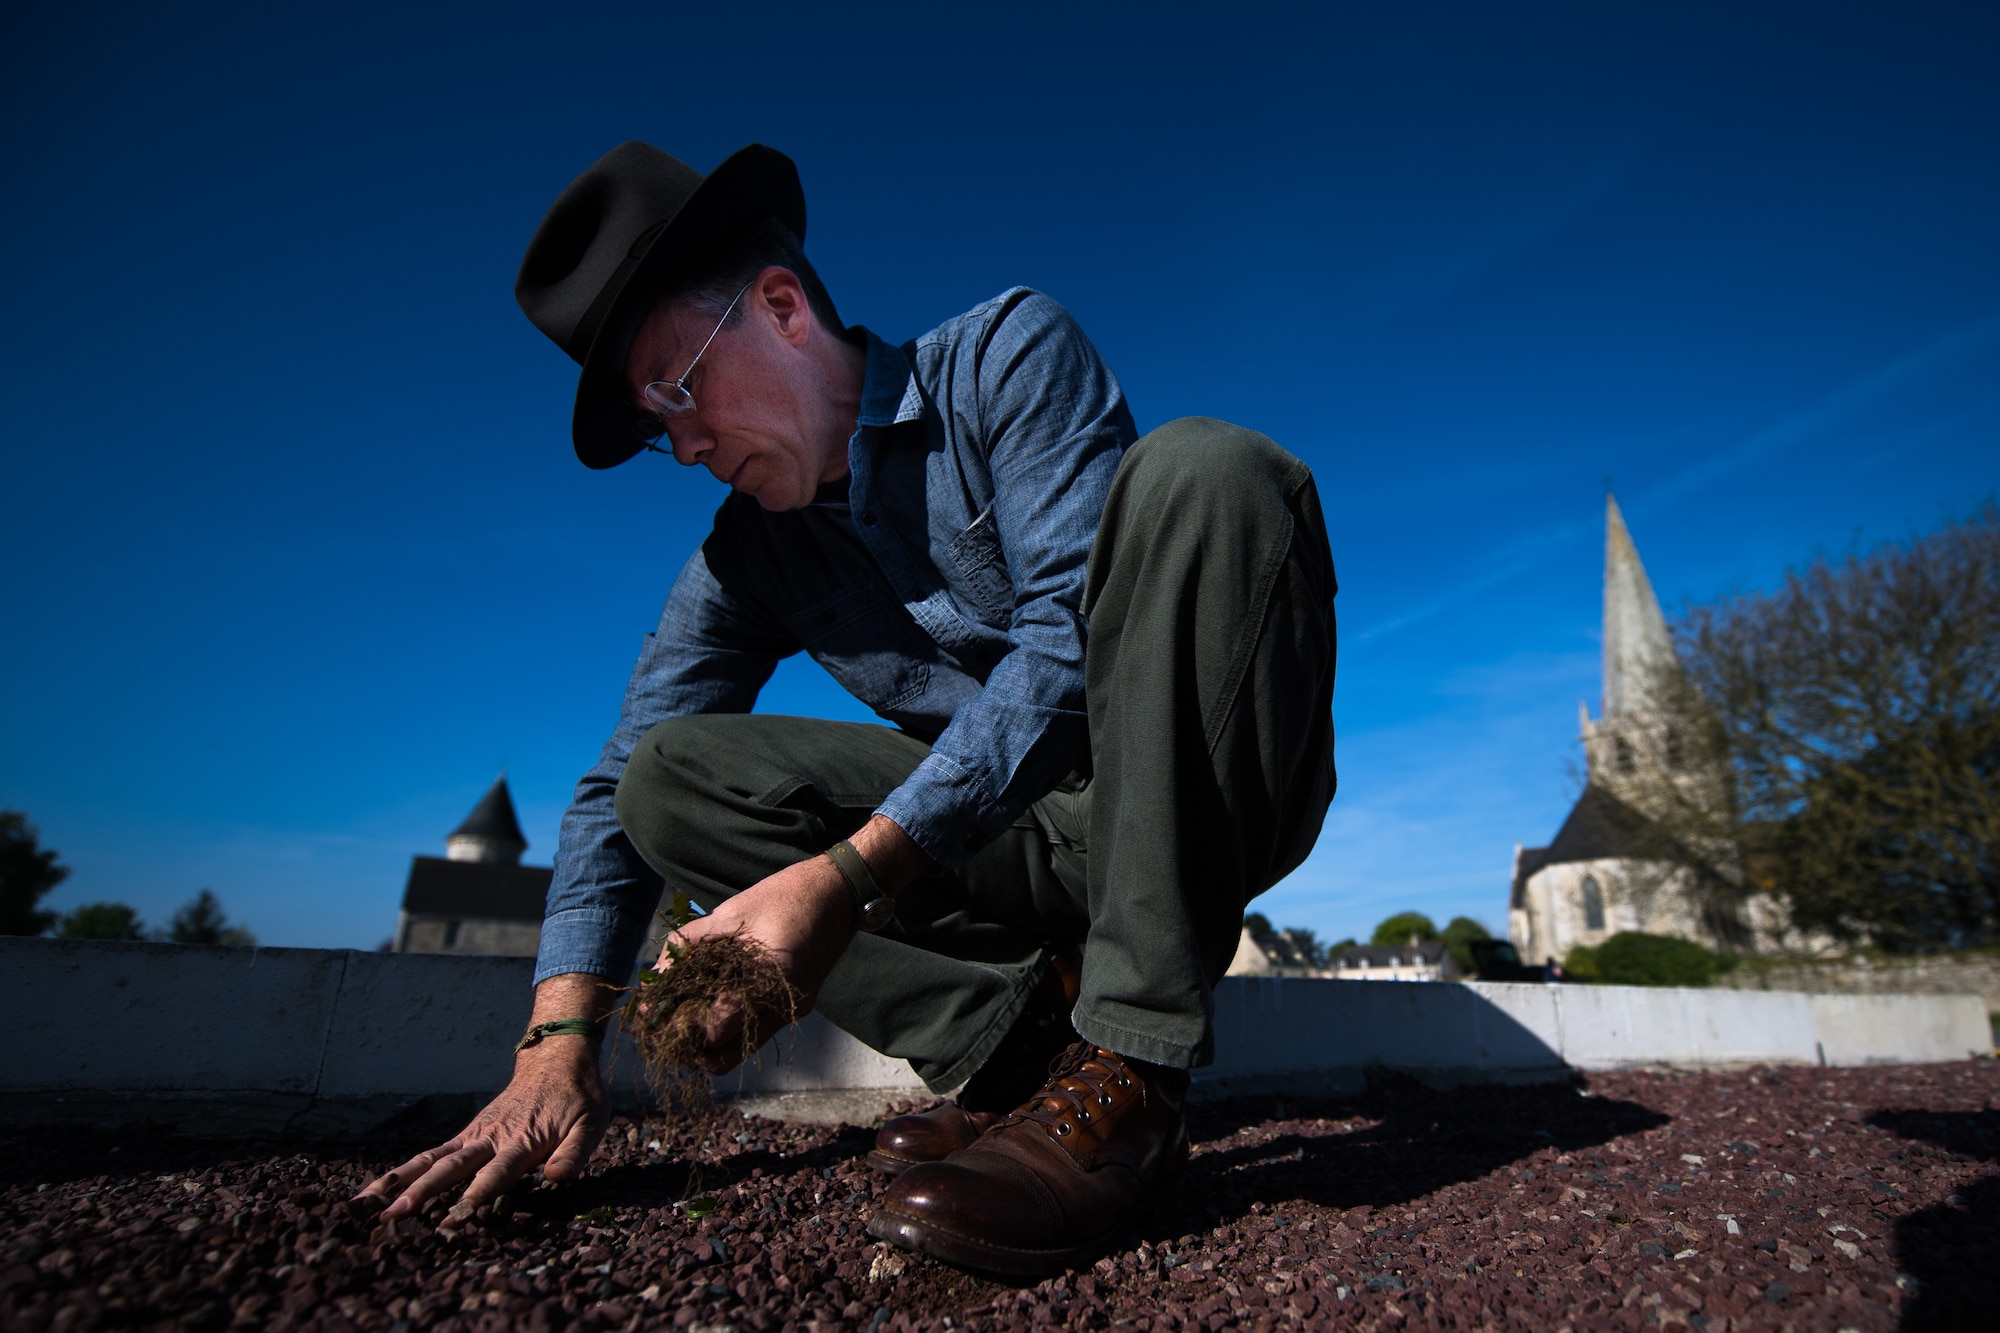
[
  {"x1": 532, "y1": 904, "x2": 653, "y2": 988},
  {"x1": 874, "y1": 750, "x2": 1016, "y2": 868}
]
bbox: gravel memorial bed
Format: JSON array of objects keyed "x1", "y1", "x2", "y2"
[{"x1": 3, "y1": 1059, "x2": 1994, "y2": 1331}]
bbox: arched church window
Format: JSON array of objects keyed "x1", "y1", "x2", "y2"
[
  {"x1": 1581, "y1": 876, "x2": 1606, "y2": 931},
  {"x1": 1664, "y1": 727, "x2": 1683, "y2": 770},
  {"x1": 1614, "y1": 737, "x2": 1636, "y2": 773}
]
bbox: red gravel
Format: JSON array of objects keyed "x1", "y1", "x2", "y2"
[{"x1": 2, "y1": 1060, "x2": 1994, "y2": 1331}]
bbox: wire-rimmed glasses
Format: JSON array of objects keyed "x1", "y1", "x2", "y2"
[{"x1": 632, "y1": 279, "x2": 755, "y2": 449}]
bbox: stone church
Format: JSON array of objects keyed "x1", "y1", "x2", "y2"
[{"x1": 1507, "y1": 498, "x2": 1815, "y2": 967}]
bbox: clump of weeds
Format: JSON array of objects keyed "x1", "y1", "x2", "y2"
[{"x1": 619, "y1": 893, "x2": 803, "y2": 1114}]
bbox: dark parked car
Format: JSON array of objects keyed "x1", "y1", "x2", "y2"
[{"x1": 1468, "y1": 938, "x2": 1562, "y2": 983}]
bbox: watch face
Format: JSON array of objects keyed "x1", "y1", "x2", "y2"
[{"x1": 859, "y1": 896, "x2": 896, "y2": 932}]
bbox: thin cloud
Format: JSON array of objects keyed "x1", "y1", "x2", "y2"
[
  {"x1": 1355, "y1": 312, "x2": 2000, "y2": 642},
  {"x1": 1353, "y1": 515, "x2": 1593, "y2": 641},
  {"x1": 1639, "y1": 313, "x2": 2000, "y2": 513},
  {"x1": 1347, "y1": 162, "x2": 1628, "y2": 333},
  {"x1": 1829, "y1": 411, "x2": 1979, "y2": 482}
]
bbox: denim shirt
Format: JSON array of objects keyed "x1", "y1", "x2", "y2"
[{"x1": 533, "y1": 289, "x2": 1137, "y2": 985}]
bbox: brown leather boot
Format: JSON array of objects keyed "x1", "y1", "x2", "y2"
[
  {"x1": 867, "y1": 1104, "x2": 1002, "y2": 1177},
  {"x1": 866, "y1": 1041, "x2": 1189, "y2": 1277},
  {"x1": 867, "y1": 948, "x2": 1082, "y2": 1176}
]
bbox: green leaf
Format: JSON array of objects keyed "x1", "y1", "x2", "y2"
[
  {"x1": 574, "y1": 1206, "x2": 616, "y2": 1224},
  {"x1": 683, "y1": 1196, "x2": 716, "y2": 1219}
]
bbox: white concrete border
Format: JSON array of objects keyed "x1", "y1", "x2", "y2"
[
  {"x1": 0, "y1": 939, "x2": 1987, "y2": 1132},
  {"x1": 1806, "y1": 992, "x2": 1993, "y2": 1067},
  {"x1": 1213, "y1": 976, "x2": 1989, "y2": 1076}
]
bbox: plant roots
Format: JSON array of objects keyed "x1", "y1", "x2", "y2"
[{"x1": 622, "y1": 933, "x2": 802, "y2": 1111}]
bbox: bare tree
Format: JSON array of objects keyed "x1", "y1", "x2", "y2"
[
  {"x1": 54, "y1": 902, "x2": 146, "y2": 940},
  {"x1": 1647, "y1": 504, "x2": 2000, "y2": 950}
]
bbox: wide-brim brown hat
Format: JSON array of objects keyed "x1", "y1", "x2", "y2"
[{"x1": 514, "y1": 142, "x2": 806, "y2": 469}]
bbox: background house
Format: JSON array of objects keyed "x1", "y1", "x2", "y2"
[
  {"x1": 1225, "y1": 924, "x2": 1327, "y2": 977},
  {"x1": 1333, "y1": 939, "x2": 1459, "y2": 982}
]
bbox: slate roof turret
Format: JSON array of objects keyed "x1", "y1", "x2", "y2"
[{"x1": 446, "y1": 776, "x2": 528, "y2": 864}]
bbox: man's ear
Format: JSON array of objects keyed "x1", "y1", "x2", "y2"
[{"x1": 754, "y1": 266, "x2": 813, "y2": 347}]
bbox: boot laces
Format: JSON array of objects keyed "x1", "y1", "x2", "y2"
[{"x1": 1008, "y1": 1043, "x2": 1140, "y2": 1136}]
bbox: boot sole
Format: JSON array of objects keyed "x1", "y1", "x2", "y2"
[
  {"x1": 864, "y1": 1149, "x2": 922, "y2": 1177},
  {"x1": 865, "y1": 1162, "x2": 1186, "y2": 1278}
]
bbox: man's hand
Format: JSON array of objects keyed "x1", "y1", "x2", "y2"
[
  {"x1": 658, "y1": 815, "x2": 929, "y2": 1072},
  {"x1": 353, "y1": 973, "x2": 613, "y2": 1226}
]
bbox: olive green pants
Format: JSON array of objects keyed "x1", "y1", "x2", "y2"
[{"x1": 615, "y1": 418, "x2": 1336, "y2": 1090}]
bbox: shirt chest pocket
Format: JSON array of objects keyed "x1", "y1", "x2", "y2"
[
  {"x1": 942, "y1": 509, "x2": 1015, "y2": 623},
  {"x1": 792, "y1": 584, "x2": 935, "y2": 713}
]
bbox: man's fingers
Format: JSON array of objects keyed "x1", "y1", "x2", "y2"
[
  {"x1": 355, "y1": 1141, "x2": 461, "y2": 1203},
  {"x1": 695, "y1": 994, "x2": 749, "y2": 1074},
  {"x1": 447, "y1": 1147, "x2": 537, "y2": 1224},
  {"x1": 543, "y1": 1111, "x2": 608, "y2": 1183},
  {"x1": 701, "y1": 993, "x2": 747, "y2": 1044},
  {"x1": 655, "y1": 922, "x2": 706, "y2": 970},
  {"x1": 379, "y1": 1141, "x2": 496, "y2": 1219}
]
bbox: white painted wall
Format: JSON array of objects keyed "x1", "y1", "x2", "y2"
[
  {"x1": 1807, "y1": 993, "x2": 1993, "y2": 1067},
  {"x1": 0, "y1": 939, "x2": 1987, "y2": 1130},
  {"x1": 1206, "y1": 976, "x2": 1980, "y2": 1079}
]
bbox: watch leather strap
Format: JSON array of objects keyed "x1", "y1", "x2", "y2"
[{"x1": 826, "y1": 839, "x2": 896, "y2": 932}]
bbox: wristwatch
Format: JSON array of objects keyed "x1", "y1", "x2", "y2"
[{"x1": 825, "y1": 839, "x2": 897, "y2": 932}]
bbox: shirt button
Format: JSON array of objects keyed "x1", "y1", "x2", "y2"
[{"x1": 860, "y1": 512, "x2": 877, "y2": 526}]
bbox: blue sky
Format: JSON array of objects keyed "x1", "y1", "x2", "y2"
[{"x1": 3, "y1": 1, "x2": 1996, "y2": 952}]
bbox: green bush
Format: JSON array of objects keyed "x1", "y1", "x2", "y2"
[
  {"x1": 1567, "y1": 931, "x2": 1732, "y2": 987},
  {"x1": 54, "y1": 902, "x2": 146, "y2": 940},
  {"x1": 1371, "y1": 912, "x2": 1439, "y2": 946}
]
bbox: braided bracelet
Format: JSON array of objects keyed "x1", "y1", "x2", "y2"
[{"x1": 515, "y1": 1018, "x2": 606, "y2": 1052}]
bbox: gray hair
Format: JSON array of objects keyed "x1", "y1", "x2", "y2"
[{"x1": 660, "y1": 217, "x2": 844, "y2": 334}]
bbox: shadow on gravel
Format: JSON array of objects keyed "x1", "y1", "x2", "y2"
[
  {"x1": 1162, "y1": 1075, "x2": 1668, "y2": 1234},
  {"x1": 0, "y1": 1124, "x2": 296, "y2": 1192},
  {"x1": 551, "y1": 1123, "x2": 881, "y2": 1210},
  {"x1": 1867, "y1": 1107, "x2": 2000, "y2": 1333}
]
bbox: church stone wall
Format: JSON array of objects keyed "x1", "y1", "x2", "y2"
[
  {"x1": 1718, "y1": 952, "x2": 2000, "y2": 1014},
  {"x1": 397, "y1": 913, "x2": 542, "y2": 958},
  {"x1": 1515, "y1": 858, "x2": 1711, "y2": 965}
]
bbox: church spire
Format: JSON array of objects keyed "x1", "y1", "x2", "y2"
[{"x1": 1602, "y1": 494, "x2": 1674, "y2": 719}]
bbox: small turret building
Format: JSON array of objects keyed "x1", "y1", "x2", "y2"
[{"x1": 394, "y1": 777, "x2": 551, "y2": 956}]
